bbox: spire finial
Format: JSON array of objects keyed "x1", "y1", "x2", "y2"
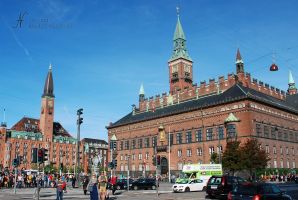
[
  {"x1": 176, "y1": 6, "x2": 180, "y2": 17},
  {"x1": 289, "y1": 70, "x2": 295, "y2": 84},
  {"x1": 49, "y1": 63, "x2": 52, "y2": 70},
  {"x1": 139, "y1": 83, "x2": 145, "y2": 95}
]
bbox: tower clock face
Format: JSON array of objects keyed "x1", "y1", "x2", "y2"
[{"x1": 48, "y1": 100, "x2": 53, "y2": 108}]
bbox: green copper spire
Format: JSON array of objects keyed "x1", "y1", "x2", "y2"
[
  {"x1": 288, "y1": 70, "x2": 296, "y2": 90},
  {"x1": 169, "y1": 8, "x2": 192, "y2": 62}
]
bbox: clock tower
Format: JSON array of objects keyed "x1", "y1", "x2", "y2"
[
  {"x1": 168, "y1": 11, "x2": 193, "y2": 94},
  {"x1": 40, "y1": 64, "x2": 55, "y2": 142}
]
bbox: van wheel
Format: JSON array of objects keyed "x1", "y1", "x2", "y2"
[
  {"x1": 185, "y1": 187, "x2": 190, "y2": 192},
  {"x1": 133, "y1": 186, "x2": 138, "y2": 190},
  {"x1": 152, "y1": 185, "x2": 156, "y2": 190},
  {"x1": 116, "y1": 185, "x2": 121, "y2": 190}
]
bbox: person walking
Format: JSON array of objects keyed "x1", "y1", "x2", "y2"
[
  {"x1": 83, "y1": 176, "x2": 89, "y2": 195},
  {"x1": 56, "y1": 178, "x2": 64, "y2": 200},
  {"x1": 88, "y1": 174, "x2": 98, "y2": 200},
  {"x1": 98, "y1": 171, "x2": 108, "y2": 200}
]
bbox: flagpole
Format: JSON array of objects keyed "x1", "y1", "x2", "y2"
[{"x1": 168, "y1": 126, "x2": 171, "y2": 183}]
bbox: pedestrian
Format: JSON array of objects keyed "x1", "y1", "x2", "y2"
[
  {"x1": 56, "y1": 178, "x2": 64, "y2": 200},
  {"x1": 83, "y1": 176, "x2": 89, "y2": 195},
  {"x1": 98, "y1": 171, "x2": 108, "y2": 200},
  {"x1": 72, "y1": 176, "x2": 76, "y2": 188},
  {"x1": 88, "y1": 174, "x2": 98, "y2": 200}
]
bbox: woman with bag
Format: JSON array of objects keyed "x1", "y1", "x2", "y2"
[
  {"x1": 88, "y1": 174, "x2": 98, "y2": 200},
  {"x1": 98, "y1": 171, "x2": 108, "y2": 200}
]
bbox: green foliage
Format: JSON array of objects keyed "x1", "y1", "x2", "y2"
[
  {"x1": 210, "y1": 152, "x2": 219, "y2": 164},
  {"x1": 240, "y1": 138, "x2": 270, "y2": 176},
  {"x1": 44, "y1": 163, "x2": 57, "y2": 174},
  {"x1": 222, "y1": 140, "x2": 243, "y2": 175},
  {"x1": 30, "y1": 163, "x2": 38, "y2": 170}
]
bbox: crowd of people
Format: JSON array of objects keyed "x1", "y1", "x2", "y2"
[
  {"x1": 260, "y1": 173, "x2": 297, "y2": 182},
  {"x1": 0, "y1": 170, "x2": 119, "y2": 200}
]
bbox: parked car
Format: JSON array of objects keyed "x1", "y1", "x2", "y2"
[
  {"x1": 172, "y1": 179, "x2": 207, "y2": 193},
  {"x1": 295, "y1": 176, "x2": 298, "y2": 184},
  {"x1": 115, "y1": 178, "x2": 134, "y2": 190},
  {"x1": 206, "y1": 175, "x2": 246, "y2": 200},
  {"x1": 130, "y1": 178, "x2": 157, "y2": 190},
  {"x1": 228, "y1": 182, "x2": 292, "y2": 200}
]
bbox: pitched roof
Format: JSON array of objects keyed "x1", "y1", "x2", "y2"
[
  {"x1": 81, "y1": 138, "x2": 108, "y2": 144},
  {"x1": 42, "y1": 65, "x2": 54, "y2": 98},
  {"x1": 108, "y1": 84, "x2": 298, "y2": 129},
  {"x1": 10, "y1": 117, "x2": 72, "y2": 138}
]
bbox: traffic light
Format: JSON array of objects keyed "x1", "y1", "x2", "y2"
[
  {"x1": 113, "y1": 159, "x2": 117, "y2": 168},
  {"x1": 152, "y1": 155, "x2": 156, "y2": 166},
  {"x1": 77, "y1": 108, "x2": 83, "y2": 125},
  {"x1": 31, "y1": 148, "x2": 38, "y2": 163},
  {"x1": 157, "y1": 155, "x2": 161, "y2": 166},
  {"x1": 108, "y1": 162, "x2": 114, "y2": 169},
  {"x1": 17, "y1": 155, "x2": 23, "y2": 165},
  {"x1": 110, "y1": 141, "x2": 117, "y2": 150},
  {"x1": 12, "y1": 158, "x2": 19, "y2": 167},
  {"x1": 37, "y1": 148, "x2": 44, "y2": 163},
  {"x1": 43, "y1": 148, "x2": 49, "y2": 162}
]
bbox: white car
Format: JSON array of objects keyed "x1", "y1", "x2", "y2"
[{"x1": 172, "y1": 179, "x2": 206, "y2": 192}]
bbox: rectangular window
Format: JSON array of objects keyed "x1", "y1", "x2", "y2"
[
  {"x1": 271, "y1": 127, "x2": 277, "y2": 139},
  {"x1": 196, "y1": 129, "x2": 203, "y2": 142},
  {"x1": 227, "y1": 124, "x2": 236, "y2": 138},
  {"x1": 138, "y1": 153, "x2": 142, "y2": 160},
  {"x1": 152, "y1": 136, "x2": 157, "y2": 147},
  {"x1": 289, "y1": 131, "x2": 294, "y2": 141},
  {"x1": 125, "y1": 141, "x2": 129, "y2": 150},
  {"x1": 273, "y1": 146, "x2": 276, "y2": 154},
  {"x1": 120, "y1": 141, "x2": 124, "y2": 150},
  {"x1": 280, "y1": 147, "x2": 283, "y2": 155},
  {"x1": 264, "y1": 125, "x2": 269, "y2": 138},
  {"x1": 218, "y1": 126, "x2": 224, "y2": 140},
  {"x1": 176, "y1": 133, "x2": 182, "y2": 144},
  {"x1": 168, "y1": 133, "x2": 174, "y2": 146},
  {"x1": 186, "y1": 131, "x2": 192, "y2": 143},
  {"x1": 138, "y1": 138, "x2": 143, "y2": 149},
  {"x1": 196, "y1": 148, "x2": 203, "y2": 156},
  {"x1": 256, "y1": 123, "x2": 262, "y2": 137},
  {"x1": 132, "y1": 154, "x2": 135, "y2": 160},
  {"x1": 144, "y1": 138, "x2": 150, "y2": 148},
  {"x1": 187, "y1": 149, "x2": 192, "y2": 157},
  {"x1": 131, "y1": 140, "x2": 136, "y2": 149},
  {"x1": 286, "y1": 147, "x2": 289, "y2": 155},
  {"x1": 206, "y1": 128, "x2": 213, "y2": 141},
  {"x1": 284, "y1": 131, "x2": 288, "y2": 141},
  {"x1": 145, "y1": 152, "x2": 149, "y2": 160},
  {"x1": 178, "y1": 149, "x2": 182, "y2": 157},
  {"x1": 278, "y1": 129, "x2": 283, "y2": 140},
  {"x1": 209, "y1": 147, "x2": 215, "y2": 155},
  {"x1": 265, "y1": 145, "x2": 269, "y2": 154}
]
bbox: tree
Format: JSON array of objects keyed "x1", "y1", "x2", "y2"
[
  {"x1": 210, "y1": 152, "x2": 219, "y2": 164},
  {"x1": 240, "y1": 138, "x2": 270, "y2": 179},
  {"x1": 222, "y1": 140, "x2": 243, "y2": 175},
  {"x1": 44, "y1": 163, "x2": 57, "y2": 174}
]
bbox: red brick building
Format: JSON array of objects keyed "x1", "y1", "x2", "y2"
[
  {"x1": 107, "y1": 14, "x2": 298, "y2": 177},
  {"x1": 0, "y1": 65, "x2": 108, "y2": 173}
]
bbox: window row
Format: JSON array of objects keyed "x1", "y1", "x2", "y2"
[
  {"x1": 117, "y1": 125, "x2": 236, "y2": 150},
  {"x1": 256, "y1": 123, "x2": 298, "y2": 142}
]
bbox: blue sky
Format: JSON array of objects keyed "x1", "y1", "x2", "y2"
[{"x1": 1, "y1": 0, "x2": 298, "y2": 141}]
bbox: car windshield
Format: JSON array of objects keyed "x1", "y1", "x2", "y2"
[
  {"x1": 178, "y1": 180, "x2": 189, "y2": 184},
  {"x1": 233, "y1": 184, "x2": 258, "y2": 195},
  {"x1": 209, "y1": 177, "x2": 222, "y2": 185}
]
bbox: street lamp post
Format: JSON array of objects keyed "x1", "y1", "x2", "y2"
[
  {"x1": 76, "y1": 108, "x2": 83, "y2": 187},
  {"x1": 110, "y1": 134, "x2": 117, "y2": 177},
  {"x1": 127, "y1": 155, "x2": 130, "y2": 191},
  {"x1": 168, "y1": 127, "x2": 171, "y2": 183}
]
